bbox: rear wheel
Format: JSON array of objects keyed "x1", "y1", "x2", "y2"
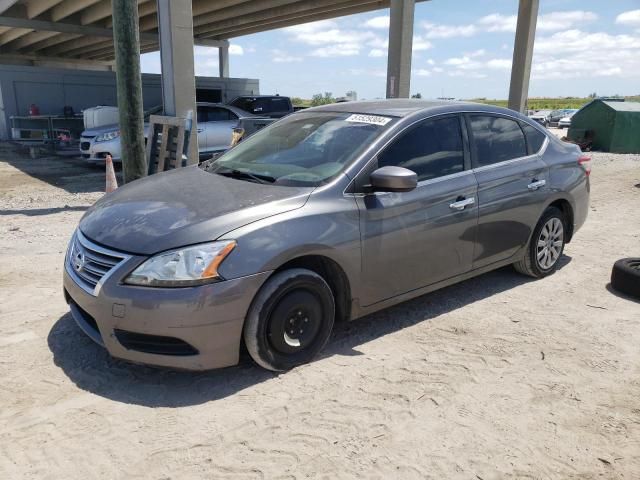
[
  {"x1": 514, "y1": 206, "x2": 566, "y2": 278},
  {"x1": 243, "y1": 268, "x2": 335, "y2": 371}
]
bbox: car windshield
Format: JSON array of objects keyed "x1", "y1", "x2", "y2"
[{"x1": 208, "y1": 111, "x2": 394, "y2": 186}]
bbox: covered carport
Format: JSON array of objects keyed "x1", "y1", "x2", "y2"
[{"x1": 0, "y1": 0, "x2": 540, "y2": 177}]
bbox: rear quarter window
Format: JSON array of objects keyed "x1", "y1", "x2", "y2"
[{"x1": 521, "y1": 122, "x2": 547, "y2": 154}]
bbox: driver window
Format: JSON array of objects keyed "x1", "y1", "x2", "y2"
[{"x1": 378, "y1": 116, "x2": 464, "y2": 182}]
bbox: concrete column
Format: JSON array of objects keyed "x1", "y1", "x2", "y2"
[
  {"x1": 157, "y1": 0, "x2": 198, "y2": 164},
  {"x1": 112, "y1": 0, "x2": 146, "y2": 183},
  {"x1": 386, "y1": 0, "x2": 414, "y2": 99},
  {"x1": 508, "y1": 0, "x2": 539, "y2": 113},
  {"x1": 219, "y1": 44, "x2": 229, "y2": 78}
]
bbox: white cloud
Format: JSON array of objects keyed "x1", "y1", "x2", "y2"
[
  {"x1": 412, "y1": 35, "x2": 432, "y2": 51},
  {"x1": 368, "y1": 37, "x2": 388, "y2": 48},
  {"x1": 422, "y1": 21, "x2": 477, "y2": 38},
  {"x1": 616, "y1": 9, "x2": 640, "y2": 27},
  {"x1": 229, "y1": 44, "x2": 243, "y2": 55},
  {"x1": 538, "y1": 11, "x2": 597, "y2": 31},
  {"x1": 478, "y1": 13, "x2": 517, "y2": 32},
  {"x1": 532, "y1": 29, "x2": 640, "y2": 80},
  {"x1": 271, "y1": 49, "x2": 302, "y2": 63},
  {"x1": 368, "y1": 49, "x2": 386, "y2": 57},
  {"x1": 365, "y1": 16, "x2": 389, "y2": 29},
  {"x1": 348, "y1": 68, "x2": 386, "y2": 77},
  {"x1": 466, "y1": 49, "x2": 486, "y2": 57},
  {"x1": 414, "y1": 69, "x2": 431, "y2": 77},
  {"x1": 427, "y1": 58, "x2": 435, "y2": 65},
  {"x1": 311, "y1": 44, "x2": 360, "y2": 57},
  {"x1": 433, "y1": 67, "x2": 444, "y2": 73},
  {"x1": 486, "y1": 59, "x2": 511, "y2": 69}
]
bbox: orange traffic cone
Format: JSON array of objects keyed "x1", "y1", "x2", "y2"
[{"x1": 105, "y1": 154, "x2": 118, "y2": 193}]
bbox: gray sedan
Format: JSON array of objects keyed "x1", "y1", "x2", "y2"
[{"x1": 64, "y1": 100, "x2": 590, "y2": 371}]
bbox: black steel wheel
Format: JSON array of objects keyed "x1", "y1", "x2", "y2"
[{"x1": 244, "y1": 268, "x2": 335, "y2": 371}]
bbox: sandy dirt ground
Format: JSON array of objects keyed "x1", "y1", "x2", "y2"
[{"x1": 1, "y1": 140, "x2": 639, "y2": 479}]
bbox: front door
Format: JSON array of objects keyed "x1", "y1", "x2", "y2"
[
  {"x1": 467, "y1": 114, "x2": 550, "y2": 268},
  {"x1": 355, "y1": 115, "x2": 478, "y2": 307}
]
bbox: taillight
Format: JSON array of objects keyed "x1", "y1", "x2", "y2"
[{"x1": 578, "y1": 155, "x2": 591, "y2": 176}]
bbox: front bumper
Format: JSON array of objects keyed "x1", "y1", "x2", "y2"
[
  {"x1": 79, "y1": 136, "x2": 121, "y2": 163},
  {"x1": 63, "y1": 253, "x2": 270, "y2": 370}
]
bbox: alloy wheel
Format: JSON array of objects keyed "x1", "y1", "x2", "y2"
[{"x1": 536, "y1": 217, "x2": 564, "y2": 270}]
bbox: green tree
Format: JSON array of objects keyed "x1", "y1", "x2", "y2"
[
  {"x1": 310, "y1": 92, "x2": 336, "y2": 106},
  {"x1": 411, "y1": 93, "x2": 422, "y2": 99}
]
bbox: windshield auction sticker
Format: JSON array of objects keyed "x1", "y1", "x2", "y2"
[{"x1": 345, "y1": 114, "x2": 392, "y2": 126}]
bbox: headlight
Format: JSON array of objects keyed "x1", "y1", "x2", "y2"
[
  {"x1": 124, "y1": 241, "x2": 236, "y2": 287},
  {"x1": 95, "y1": 130, "x2": 120, "y2": 142}
]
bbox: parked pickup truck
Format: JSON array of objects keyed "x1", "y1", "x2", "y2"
[
  {"x1": 79, "y1": 102, "x2": 274, "y2": 163},
  {"x1": 227, "y1": 95, "x2": 294, "y2": 118}
]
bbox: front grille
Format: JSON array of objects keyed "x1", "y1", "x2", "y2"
[
  {"x1": 80, "y1": 141, "x2": 90, "y2": 150},
  {"x1": 66, "y1": 230, "x2": 129, "y2": 296},
  {"x1": 114, "y1": 330, "x2": 199, "y2": 356}
]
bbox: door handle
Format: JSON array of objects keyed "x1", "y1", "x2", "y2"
[
  {"x1": 449, "y1": 197, "x2": 475, "y2": 211},
  {"x1": 197, "y1": 128, "x2": 204, "y2": 133},
  {"x1": 527, "y1": 179, "x2": 546, "y2": 190}
]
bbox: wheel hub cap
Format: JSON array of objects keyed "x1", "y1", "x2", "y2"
[{"x1": 536, "y1": 217, "x2": 563, "y2": 270}]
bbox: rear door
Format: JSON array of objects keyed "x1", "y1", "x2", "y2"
[
  {"x1": 467, "y1": 114, "x2": 549, "y2": 268},
  {"x1": 202, "y1": 106, "x2": 239, "y2": 152},
  {"x1": 355, "y1": 115, "x2": 478, "y2": 305}
]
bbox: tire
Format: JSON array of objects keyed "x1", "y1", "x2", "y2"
[
  {"x1": 514, "y1": 206, "x2": 566, "y2": 278},
  {"x1": 243, "y1": 268, "x2": 335, "y2": 371},
  {"x1": 611, "y1": 258, "x2": 640, "y2": 299}
]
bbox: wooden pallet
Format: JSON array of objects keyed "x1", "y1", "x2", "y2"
[{"x1": 145, "y1": 114, "x2": 191, "y2": 174}]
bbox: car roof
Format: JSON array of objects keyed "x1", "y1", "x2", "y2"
[
  {"x1": 303, "y1": 99, "x2": 520, "y2": 118},
  {"x1": 196, "y1": 102, "x2": 252, "y2": 117}
]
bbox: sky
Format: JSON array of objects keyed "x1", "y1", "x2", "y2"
[{"x1": 140, "y1": 0, "x2": 640, "y2": 100}]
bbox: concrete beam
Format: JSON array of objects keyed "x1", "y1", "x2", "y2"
[
  {"x1": 198, "y1": 0, "x2": 385, "y2": 38},
  {"x1": 51, "y1": 0, "x2": 102, "y2": 22},
  {"x1": 508, "y1": 0, "x2": 539, "y2": 113},
  {"x1": 29, "y1": 32, "x2": 81, "y2": 51},
  {"x1": 0, "y1": 15, "x2": 157, "y2": 41},
  {"x1": 0, "y1": 26, "x2": 30, "y2": 44},
  {"x1": 0, "y1": 1, "x2": 20, "y2": 15},
  {"x1": 157, "y1": 0, "x2": 198, "y2": 164},
  {"x1": 24, "y1": 0, "x2": 60, "y2": 19},
  {"x1": 201, "y1": 1, "x2": 387, "y2": 39},
  {"x1": 193, "y1": 0, "x2": 302, "y2": 27},
  {"x1": 386, "y1": 0, "x2": 414, "y2": 98},
  {"x1": 192, "y1": 0, "x2": 252, "y2": 16},
  {"x1": 195, "y1": 0, "x2": 373, "y2": 36},
  {"x1": 81, "y1": 0, "x2": 148, "y2": 25},
  {"x1": 3, "y1": 29, "x2": 59, "y2": 50},
  {"x1": 0, "y1": 52, "x2": 113, "y2": 70}
]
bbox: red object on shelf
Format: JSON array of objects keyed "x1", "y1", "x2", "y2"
[{"x1": 29, "y1": 104, "x2": 40, "y2": 116}]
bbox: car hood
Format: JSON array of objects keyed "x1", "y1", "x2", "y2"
[
  {"x1": 79, "y1": 166, "x2": 313, "y2": 255},
  {"x1": 82, "y1": 123, "x2": 150, "y2": 136}
]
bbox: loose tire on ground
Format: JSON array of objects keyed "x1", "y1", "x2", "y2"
[
  {"x1": 611, "y1": 258, "x2": 640, "y2": 300},
  {"x1": 514, "y1": 206, "x2": 566, "y2": 278},
  {"x1": 243, "y1": 268, "x2": 335, "y2": 371}
]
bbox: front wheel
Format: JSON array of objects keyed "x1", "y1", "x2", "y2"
[
  {"x1": 243, "y1": 268, "x2": 335, "y2": 371},
  {"x1": 514, "y1": 206, "x2": 566, "y2": 278}
]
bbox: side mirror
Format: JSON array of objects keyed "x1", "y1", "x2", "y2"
[{"x1": 369, "y1": 166, "x2": 417, "y2": 193}]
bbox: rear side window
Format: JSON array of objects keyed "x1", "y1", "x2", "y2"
[
  {"x1": 521, "y1": 122, "x2": 546, "y2": 154},
  {"x1": 378, "y1": 116, "x2": 464, "y2": 182},
  {"x1": 231, "y1": 97, "x2": 289, "y2": 114},
  {"x1": 469, "y1": 115, "x2": 527, "y2": 167}
]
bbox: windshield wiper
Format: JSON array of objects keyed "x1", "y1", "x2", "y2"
[{"x1": 214, "y1": 168, "x2": 276, "y2": 184}]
